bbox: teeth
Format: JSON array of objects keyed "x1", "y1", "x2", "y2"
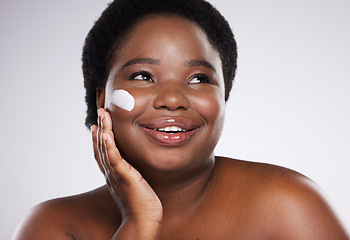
[{"x1": 158, "y1": 126, "x2": 186, "y2": 132}]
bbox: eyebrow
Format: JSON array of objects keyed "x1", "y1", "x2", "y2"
[
  {"x1": 121, "y1": 58, "x2": 160, "y2": 69},
  {"x1": 185, "y1": 60, "x2": 216, "y2": 72},
  {"x1": 120, "y1": 58, "x2": 216, "y2": 72}
]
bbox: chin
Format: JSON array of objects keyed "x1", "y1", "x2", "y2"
[{"x1": 126, "y1": 146, "x2": 215, "y2": 180}]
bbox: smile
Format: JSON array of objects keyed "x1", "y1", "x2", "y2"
[
  {"x1": 142, "y1": 126, "x2": 198, "y2": 145},
  {"x1": 155, "y1": 126, "x2": 189, "y2": 133},
  {"x1": 138, "y1": 117, "x2": 203, "y2": 145}
]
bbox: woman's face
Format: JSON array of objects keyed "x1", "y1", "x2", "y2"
[{"x1": 101, "y1": 15, "x2": 225, "y2": 176}]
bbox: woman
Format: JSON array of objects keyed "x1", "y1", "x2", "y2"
[{"x1": 13, "y1": 0, "x2": 349, "y2": 239}]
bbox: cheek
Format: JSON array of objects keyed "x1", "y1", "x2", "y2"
[
  {"x1": 108, "y1": 90, "x2": 150, "y2": 159},
  {"x1": 109, "y1": 89, "x2": 135, "y2": 111},
  {"x1": 194, "y1": 90, "x2": 225, "y2": 124},
  {"x1": 106, "y1": 89, "x2": 137, "y2": 142},
  {"x1": 108, "y1": 88, "x2": 148, "y2": 131}
]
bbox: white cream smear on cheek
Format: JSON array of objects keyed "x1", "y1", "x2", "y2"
[{"x1": 110, "y1": 89, "x2": 135, "y2": 111}]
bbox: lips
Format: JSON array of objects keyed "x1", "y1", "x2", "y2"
[{"x1": 138, "y1": 116, "x2": 203, "y2": 145}]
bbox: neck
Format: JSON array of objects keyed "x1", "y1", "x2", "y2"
[{"x1": 145, "y1": 156, "x2": 216, "y2": 223}]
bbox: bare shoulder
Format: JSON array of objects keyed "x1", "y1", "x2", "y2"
[
  {"x1": 213, "y1": 157, "x2": 349, "y2": 239},
  {"x1": 12, "y1": 186, "x2": 121, "y2": 240}
]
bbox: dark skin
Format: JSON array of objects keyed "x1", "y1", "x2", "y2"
[{"x1": 13, "y1": 15, "x2": 349, "y2": 240}]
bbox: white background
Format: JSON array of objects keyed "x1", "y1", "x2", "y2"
[{"x1": 1, "y1": 0, "x2": 349, "y2": 238}]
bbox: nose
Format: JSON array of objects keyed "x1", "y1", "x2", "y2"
[{"x1": 153, "y1": 84, "x2": 190, "y2": 111}]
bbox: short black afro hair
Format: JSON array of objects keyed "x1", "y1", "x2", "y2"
[{"x1": 82, "y1": 0, "x2": 237, "y2": 128}]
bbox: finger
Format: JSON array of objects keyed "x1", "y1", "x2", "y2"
[
  {"x1": 97, "y1": 108, "x2": 109, "y2": 174},
  {"x1": 102, "y1": 132, "x2": 122, "y2": 172},
  {"x1": 99, "y1": 108, "x2": 117, "y2": 175},
  {"x1": 101, "y1": 108, "x2": 114, "y2": 139},
  {"x1": 99, "y1": 108, "x2": 143, "y2": 185},
  {"x1": 91, "y1": 124, "x2": 105, "y2": 174},
  {"x1": 103, "y1": 132, "x2": 143, "y2": 185}
]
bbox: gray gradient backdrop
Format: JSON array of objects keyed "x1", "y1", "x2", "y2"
[{"x1": 1, "y1": 0, "x2": 349, "y2": 238}]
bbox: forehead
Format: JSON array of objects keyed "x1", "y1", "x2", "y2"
[{"x1": 112, "y1": 15, "x2": 221, "y2": 68}]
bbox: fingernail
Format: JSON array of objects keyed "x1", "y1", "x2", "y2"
[
  {"x1": 90, "y1": 125, "x2": 96, "y2": 133},
  {"x1": 98, "y1": 109, "x2": 104, "y2": 120}
]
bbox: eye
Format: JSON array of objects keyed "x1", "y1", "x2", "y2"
[
  {"x1": 188, "y1": 74, "x2": 210, "y2": 84},
  {"x1": 129, "y1": 71, "x2": 154, "y2": 82}
]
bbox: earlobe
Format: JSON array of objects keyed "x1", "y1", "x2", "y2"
[{"x1": 96, "y1": 88, "x2": 105, "y2": 109}]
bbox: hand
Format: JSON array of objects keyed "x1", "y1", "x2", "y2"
[{"x1": 91, "y1": 108, "x2": 163, "y2": 239}]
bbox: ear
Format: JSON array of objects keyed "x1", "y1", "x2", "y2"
[{"x1": 96, "y1": 88, "x2": 105, "y2": 109}]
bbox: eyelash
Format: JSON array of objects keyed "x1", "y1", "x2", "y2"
[
  {"x1": 128, "y1": 72, "x2": 210, "y2": 84},
  {"x1": 188, "y1": 74, "x2": 211, "y2": 84},
  {"x1": 129, "y1": 71, "x2": 154, "y2": 82}
]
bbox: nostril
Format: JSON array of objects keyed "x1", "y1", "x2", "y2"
[
  {"x1": 153, "y1": 88, "x2": 190, "y2": 111},
  {"x1": 155, "y1": 105, "x2": 187, "y2": 111},
  {"x1": 176, "y1": 106, "x2": 187, "y2": 110}
]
